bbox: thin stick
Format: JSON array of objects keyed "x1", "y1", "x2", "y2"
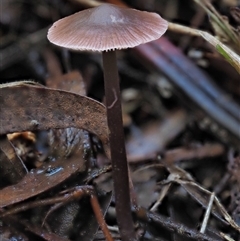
[
  {"x1": 0, "y1": 186, "x2": 114, "y2": 241},
  {"x1": 134, "y1": 207, "x2": 222, "y2": 241},
  {"x1": 200, "y1": 192, "x2": 215, "y2": 233},
  {"x1": 150, "y1": 183, "x2": 172, "y2": 212},
  {"x1": 168, "y1": 22, "x2": 202, "y2": 37},
  {"x1": 90, "y1": 194, "x2": 114, "y2": 241}
]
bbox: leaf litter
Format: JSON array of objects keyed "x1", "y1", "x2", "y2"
[{"x1": 1, "y1": 0, "x2": 240, "y2": 240}]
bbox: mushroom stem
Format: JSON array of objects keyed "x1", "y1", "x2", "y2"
[{"x1": 102, "y1": 50, "x2": 136, "y2": 241}]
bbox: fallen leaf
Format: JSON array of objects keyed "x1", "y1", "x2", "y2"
[
  {"x1": 46, "y1": 70, "x2": 89, "y2": 158},
  {"x1": 0, "y1": 152, "x2": 85, "y2": 207},
  {"x1": 0, "y1": 82, "x2": 110, "y2": 159}
]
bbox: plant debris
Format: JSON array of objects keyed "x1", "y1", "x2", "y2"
[{"x1": 0, "y1": 0, "x2": 240, "y2": 240}]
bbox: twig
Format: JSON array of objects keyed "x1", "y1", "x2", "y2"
[
  {"x1": 134, "y1": 207, "x2": 223, "y2": 241},
  {"x1": 168, "y1": 22, "x2": 202, "y2": 37},
  {"x1": 150, "y1": 181, "x2": 172, "y2": 212},
  {"x1": 200, "y1": 192, "x2": 215, "y2": 233},
  {"x1": 0, "y1": 186, "x2": 114, "y2": 241},
  {"x1": 90, "y1": 193, "x2": 114, "y2": 241},
  {"x1": 219, "y1": 232, "x2": 235, "y2": 241}
]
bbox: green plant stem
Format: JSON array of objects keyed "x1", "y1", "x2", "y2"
[{"x1": 102, "y1": 50, "x2": 136, "y2": 241}]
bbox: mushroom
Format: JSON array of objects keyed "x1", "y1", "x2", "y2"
[{"x1": 47, "y1": 4, "x2": 168, "y2": 240}]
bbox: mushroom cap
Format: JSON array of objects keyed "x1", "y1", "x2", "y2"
[{"x1": 47, "y1": 4, "x2": 168, "y2": 52}]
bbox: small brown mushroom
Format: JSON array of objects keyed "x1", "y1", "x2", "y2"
[
  {"x1": 48, "y1": 4, "x2": 168, "y2": 51},
  {"x1": 48, "y1": 4, "x2": 168, "y2": 241}
]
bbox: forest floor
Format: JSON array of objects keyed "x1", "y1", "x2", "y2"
[{"x1": 0, "y1": 0, "x2": 240, "y2": 240}]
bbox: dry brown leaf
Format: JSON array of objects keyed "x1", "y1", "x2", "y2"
[
  {"x1": 0, "y1": 151, "x2": 85, "y2": 208},
  {"x1": 0, "y1": 82, "x2": 110, "y2": 159},
  {"x1": 46, "y1": 70, "x2": 89, "y2": 158}
]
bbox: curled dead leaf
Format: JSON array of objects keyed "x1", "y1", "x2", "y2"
[
  {"x1": 0, "y1": 82, "x2": 110, "y2": 159},
  {"x1": 0, "y1": 152, "x2": 85, "y2": 207}
]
